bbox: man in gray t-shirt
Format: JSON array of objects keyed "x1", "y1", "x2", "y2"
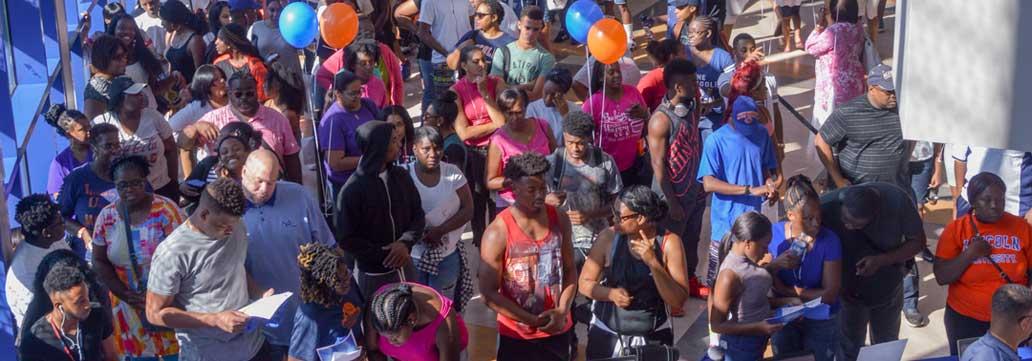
[
  {"x1": 146, "y1": 179, "x2": 265, "y2": 361},
  {"x1": 545, "y1": 111, "x2": 622, "y2": 256}
]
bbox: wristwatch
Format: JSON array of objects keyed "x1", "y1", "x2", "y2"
[{"x1": 744, "y1": 185, "x2": 751, "y2": 196}]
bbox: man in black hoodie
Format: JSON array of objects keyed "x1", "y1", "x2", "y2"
[{"x1": 336, "y1": 121, "x2": 425, "y2": 298}]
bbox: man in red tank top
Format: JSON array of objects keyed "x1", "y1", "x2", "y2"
[{"x1": 478, "y1": 153, "x2": 578, "y2": 361}]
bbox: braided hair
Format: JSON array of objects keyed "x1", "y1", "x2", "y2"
[
  {"x1": 297, "y1": 243, "x2": 350, "y2": 307},
  {"x1": 783, "y1": 174, "x2": 819, "y2": 212},
  {"x1": 370, "y1": 284, "x2": 417, "y2": 333},
  {"x1": 690, "y1": 16, "x2": 730, "y2": 51}
]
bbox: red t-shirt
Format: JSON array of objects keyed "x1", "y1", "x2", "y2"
[
  {"x1": 936, "y1": 213, "x2": 1032, "y2": 321},
  {"x1": 637, "y1": 68, "x2": 666, "y2": 112}
]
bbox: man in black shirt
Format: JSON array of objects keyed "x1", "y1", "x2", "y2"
[
  {"x1": 18, "y1": 265, "x2": 114, "y2": 361},
  {"x1": 815, "y1": 64, "x2": 930, "y2": 328},
  {"x1": 821, "y1": 183, "x2": 926, "y2": 361}
]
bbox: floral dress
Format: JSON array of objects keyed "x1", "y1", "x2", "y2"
[
  {"x1": 92, "y1": 195, "x2": 185, "y2": 358},
  {"x1": 805, "y1": 22, "x2": 866, "y2": 127}
]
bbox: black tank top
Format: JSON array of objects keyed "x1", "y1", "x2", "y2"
[
  {"x1": 602, "y1": 233, "x2": 667, "y2": 317},
  {"x1": 166, "y1": 32, "x2": 197, "y2": 82}
]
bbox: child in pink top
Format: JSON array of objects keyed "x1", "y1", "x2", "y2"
[{"x1": 369, "y1": 283, "x2": 469, "y2": 361}]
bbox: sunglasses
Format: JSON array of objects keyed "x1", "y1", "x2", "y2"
[
  {"x1": 232, "y1": 90, "x2": 256, "y2": 98},
  {"x1": 474, "y1": 12, "x2": 493, "y2": 18}
]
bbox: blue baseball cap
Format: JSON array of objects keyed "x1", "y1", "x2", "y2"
[
  {"x1": 670, "y1": 0, "x2": 701, "y2": 9},
  {"x1": 868, "y1": 64, "x2": 895, "y2": 91}
]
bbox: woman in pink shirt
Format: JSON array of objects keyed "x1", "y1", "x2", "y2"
[
  {"x1": 486, "y1": 88, "x2": 557, "y2": 211},
  {"x1": 366, "y1": 283, "x2": 468, "y2": 361},
  {"x1": 344, "y1": 39, "x2": 390, "y2": 108},
  {"x1": 805, "y1": 2, "x2": 865, "y2": 130},
  {"x1": 452, "y1": 45, "x2": 507, "y2": 246},
  {"x1": 583, "y1": 60, "x2": 651, "y2": 186}
]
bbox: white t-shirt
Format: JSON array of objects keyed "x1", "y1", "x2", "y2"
[
  {"x1": 134, "y1": 13, "x2": 167, "y2": 55},
  {"x1": 5, "y1": 241, "x2": 71, "y2": 328},
  {"x1": 408, "y1": 163, "x2": 469, "y2": 258},
  {"x1": 952, "y1": 145, "x2": 1031, "y2": 215},
  {"x1": 94, "y1": 110, "x2": 174, "y2": 189},
  {"x1": 574, "y1": 56, "x2": 642, "y2": 88},
  {"x1": 526, "y1": 98, "x2": 576, "y2": 142},
  {"x1": 500, "y1": 2, "x2": 519, "y2": 39},
  {"x1": 418, "y1": 0, "x2": 473, "y2": 64}
]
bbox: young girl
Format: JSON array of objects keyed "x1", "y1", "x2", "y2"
[{"x1": 710, "y1": 212, "x2": 800, "y2": 360}]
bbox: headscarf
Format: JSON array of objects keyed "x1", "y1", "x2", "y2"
[{"x1": 730, "y1": 96, "x2": 764, "y2": 140}]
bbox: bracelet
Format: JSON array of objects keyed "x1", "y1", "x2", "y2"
[{"x1": 744, "y1": 185, "x2": 751, "y2": 196}]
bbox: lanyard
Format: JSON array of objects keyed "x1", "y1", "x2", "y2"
[
  {"x1": 48, "y1": 315, "x2": 83, "y2": 361},
  {"x1": 969, "y1": 215, "x2": 1015, "y2": 284}
]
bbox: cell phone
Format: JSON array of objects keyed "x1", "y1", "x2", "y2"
[{"x1": 788, "y1": 238, "x2": 807, "y2": 257}]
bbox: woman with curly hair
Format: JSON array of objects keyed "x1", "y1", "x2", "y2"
[
  {"x1": 288, "y1": 243, "x2": 365, "y2": 361},
  {"x1": 365, "y1": 282, "x2": 469, "y2": 361},
  {"x1": 91, "y1": 155, "x2": 184, "y2": 359},
  {"x1": 578, "y1": 185, "x2": 689, "y2": 358},
  {"x1": 5, "y1": 194, "x2": 71, "y2": 327},
  {"x1": 43, "y1": 104, "x2": 92, "y2": 197}
]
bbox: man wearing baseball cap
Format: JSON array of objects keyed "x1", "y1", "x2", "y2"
[{"x1": 815, "y1": 63, "x2": 932, "y2": 332}]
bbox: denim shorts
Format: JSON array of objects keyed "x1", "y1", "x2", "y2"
[{"x1": 415, "y1": 250, "x2": 461, "y2": 295}]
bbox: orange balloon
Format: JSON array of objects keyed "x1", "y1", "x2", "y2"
[
  {"x1": 320, "y1": 3, "x2": 359, "y2": 49},
  {"x1": 587, "y1": 18, "x2": 627, "y2": 65}
]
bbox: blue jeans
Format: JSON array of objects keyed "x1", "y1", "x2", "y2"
[
  {"x1": 903, "y1": 159, "x2": 935, "y2": 313},
  {"x1": 415, "y1": 250, "x2": 461, "y2": 296},
  {"x1": 721, "y1": 334, "x2": 768, "y2": 361},
  {"x1": 419, "y1": 59, "x2": 436, "y2": 115},
  {"x1": 772, "y1": 316, "x2": 842, "y2": 361}
]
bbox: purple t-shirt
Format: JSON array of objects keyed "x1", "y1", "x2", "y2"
[
  {"x1": 318, "y1": 99, "x2": 379, "y2": 185},
  {"x1": 47, "y1": 147, "x2": 92, "y2": 197}
]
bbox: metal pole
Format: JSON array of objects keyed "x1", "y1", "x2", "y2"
[
  {"x1": 0, "y1": 147, "x2": 12, "y2": 265},
  {"x1": 777, "y1": 96, "x2": 819, "y2": 135},
  {"x1": 306, "y1": 55, "x2": 332, "y2": 214}
]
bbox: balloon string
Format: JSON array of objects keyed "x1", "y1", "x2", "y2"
[{"x1": 599, "y1": 67, "x2": 607, "y2": 148}]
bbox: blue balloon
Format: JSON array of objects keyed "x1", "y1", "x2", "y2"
[
  {"x1": 565, "y1": 0, "x2": 604, "y2": 44},
  {"x1": 279, "y1": 2, "x2": 319, "y2": 48}
]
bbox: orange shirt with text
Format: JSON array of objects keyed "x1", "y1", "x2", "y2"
[{"x1": 936, "y1": 213, "x2": 1032, "y2": 321}]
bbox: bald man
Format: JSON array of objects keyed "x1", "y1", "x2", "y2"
[{"x1": 240, "y1": 149, "x2": 335, "y2": 356}]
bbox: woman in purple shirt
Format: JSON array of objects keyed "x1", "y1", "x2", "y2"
[
  {"x1": 44, "y1": 104, "x2": 92, "y2": 198},
  {"x1": 768, "y1": 175, "x2": 843, "y2": 361},
  {"x1": 319, "y1": 69, "x2": 381, "y2": 196}
]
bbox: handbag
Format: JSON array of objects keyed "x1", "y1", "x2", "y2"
[
  {"x1": 862, "y1": 33, "x2": 881, "y2": 72},
  {"x1": 120, "y1": 202, "x2": 173, "y2": 333},
  {"x1": 594, "y1": 234, "x2": 665, "y2": 336}
]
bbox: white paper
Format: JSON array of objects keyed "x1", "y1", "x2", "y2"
[
  {"x1": 239, "y1": 292, "x2": 293, "y2": 320},
  {"x1": 857, "y1": 339, "x2": 908, "y2": 361},
  {"x1": 317, "y1": 330, "x2": 362, "y2": 361}
]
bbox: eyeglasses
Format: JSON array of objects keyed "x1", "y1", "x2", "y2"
[
  {"x1": 614, "y1": 211, "x2": 640, "y2": 222},
  {"x1": 116, "y1": 179, "x2": 146, "y2": 190}
]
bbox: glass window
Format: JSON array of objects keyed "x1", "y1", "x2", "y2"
[{"x1": 1, "y1": 2, "x2": 15, "y2": 94}]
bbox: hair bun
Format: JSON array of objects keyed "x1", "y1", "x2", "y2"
[{"x1": 438, "y1": 90, "x2": 458, "y2": 103}]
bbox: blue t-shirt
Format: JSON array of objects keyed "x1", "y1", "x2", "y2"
[
  {"x1": 455, "y1": 30, "x2": 516, "y2": 69},
  {"x1": 289, "y1": 281, "x2": 365, "y2": 361},
  {"x1": 57, "y1": 165, "x2": 117, "y2": 259},
  {"x1": 697, "y1": 125, "x2": 777, "y2": 242},
  {"x1": 768, "y1": 222, "x2": 843, "y2": 314},
  {"x1": 696, "y1": 48, "x2": 735, "y2": 127}
]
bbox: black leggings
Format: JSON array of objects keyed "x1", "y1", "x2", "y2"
[{"x1": 944, "y1": 305, "x2": 990, "y2": 355}]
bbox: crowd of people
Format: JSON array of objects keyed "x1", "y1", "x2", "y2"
[{"x1": 6, "y1": 0, "x2": 1032, "y2": 361}]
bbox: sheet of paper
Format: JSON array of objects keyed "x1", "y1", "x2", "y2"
[
  {"x1": 239, "y1": 292, "x2": 293, "y2": 320},
  {"x1": 857, "y1": 339, "x2": 908, "y2": 361},
  {"x1": 317, "y1": 331, "x2": 361, "y2": 361}
]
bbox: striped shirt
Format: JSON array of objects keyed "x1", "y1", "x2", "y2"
[{"x1": 819, "y1": 94, "x2": 909, "y2": 190}]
